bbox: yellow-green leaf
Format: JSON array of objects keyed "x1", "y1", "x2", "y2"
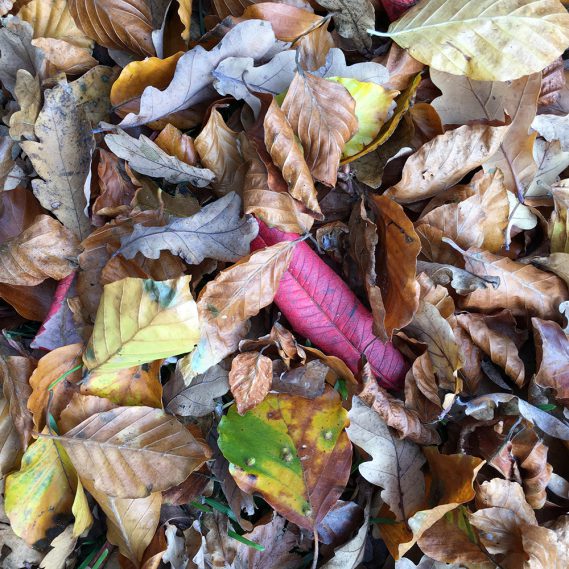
[
  {"x1": 83, "y1": 276, "x2": 200, "y2": 374},
  {"x1": 218, "y1": 389, "x2": 351, "y2": 530},
  {"x1": 372, "y1": 0, "x2": 569, "y2": 81},
  {"x1": 328, "y1": 77, "x2": 398, "y2": 159},
  {"x1": 72, "y1": 479, "x2": 93, "y2": 537},
  {"x1": 5, "y1": 432, "x2": 77, "y2": 547}
]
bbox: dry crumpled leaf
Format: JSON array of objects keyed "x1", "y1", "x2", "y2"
[
  {"x1": 32, "y1": 37, "x2": 97, "y2": 77},
  {"x1": 458, "y1": 247, "x2": 569, "y2": 322},
  {"x1": 376, "y1": 0, "x2": 569, "y2": 81},
  {"x1": 118, "y1": 193, "x2": 258, "y2": 265},
  {"x1": 416, "y1": 261, "x2": 499, "y2": 295},
  {"x1": 119, "y1": 20, "x2": 277, "y2": 128},
  {"x1": 164, "y1": 362, "x2": 229, "y2": 416},
  {"x1": 194, "y1": 109, "x2": 246, "y2": 197},
  {"x1": 281, "y1": 72, "x2": 358, "y2": 187},
  {"x1": 0, "y1": 215, "x2": 79, "y2": 286},
  {"x1": 347, "y1": 396, "x2": 426, "y2": 522},
  {"x1": 532, "y1": 317, "x2": 569, "y2": 404},
  {"x1": 385, "y1": 124, "x2": 509, "y2": 203},
  {"x1": 264, "y1": 98, "x2": 322, "y2": 219},
  {"x1": 154, "y1": 123, "x2": 197, "y2": 165},
  {"x1": 68, "y1": 0, "x2": 154, "y2": 55},
  {"x1": 9, "y1": 69, "x2": 40, "y2": 141},
  {"x1": 104, "y1": 128, "x2": 215, "y2": 187},
  {"x1": 359, "y1": 371, "x2": 441, "y2": 445},
  {"x1": 21, "y1": 82, "x2": 94, "y2": 240},
  {"x1": 229, "y1": 351, "x2": 272, "y2": 415},
  {"x1": 457, "y1": 311, "x2": 525, "y2": 388},
  {"x1": 53, "y1": 406, "x2": 211, "y2": 498}
]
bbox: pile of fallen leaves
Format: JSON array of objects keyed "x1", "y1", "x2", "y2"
[{"x1": 1, "y1": 0, "x2": 569, "y2": 567}]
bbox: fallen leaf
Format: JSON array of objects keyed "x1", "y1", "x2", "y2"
[
  {"x1": 164, "y1": 362, "x2": 229, "y2": 417},
  {"x1": 346, "y1": 395, "x2": 426, "y2": 521},
  {"x1": 416, "y1": 261, "x2": 499, "y2": 295},
  {"x1": 32, "y1": 37, "x2": 97, "y2": 76},
  {"x1": 532, "y1": 252, "x2": 569, "y2": 289},
  {"x1": 550, "y1": 180, "x2": 569, "y2": 253},
  {"x1": 52, "y1": 406, "x2": 211, "y2": 498},
  {"x1": 0, "y1": 522, "x2": 45, "y2": 569},
  {"x1": 119, "y1": 20, "x2": 277, "y2": 128},
  {"x1": 281, "y1": 72, "x2": 358, "y2": 186},
  {"x1": 83, "y1": 276, "x2": 200, "y2": 374},
  {"x1": 104, "y1": 128, "x2": 215, "y2": 186},
  {"x1": 229, "y1": 351, "x2": 272, "y2": 415},
  {"x1": 373, "y1": 0, "x2": 569, "y2": 81},
  {"x1": 298, "y1": 18, "x2": 334, "y2": 71},
  {"x1": 40, "y1": 525, "x2": 76, "y2": 569},
  {"x1": 526, "y1": 139, "x2": 569, "y2": 198},
  {"x1": 154, "y1": 123, "x2": 197, "y2": 165},
  {"x1": 218, "y1": 390, "x2": 351, "y2": 530},
  {"x1": 9, "y1": 69, "x2": 40, "y2": 141},
  {"x1": 0, "y1": 395, "x2": 22, "y2": 477},
  {"x1": 532, "y1": 318, "x2": 569, "y2": 405},
  {"x1": 264, "y1": 98, "x2": 322, "y2": 218},
  {"x1": 385, "y1": 124, "x2": 509, "y2": 203},
  {"x1": 194, "y1": 109, "x2": 246, "y2": 197},
  {"x1": 532, "y1": 113, "x2": 569, "y2": 151},
  {"x1": 58, "y1": 394, "x2": 117, "y2": 433},
  {"x1": 67, "y1": 0, "x2": 154, "y2": 55}
]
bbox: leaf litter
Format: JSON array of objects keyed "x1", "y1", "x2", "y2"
[{"x1": 1, "y1": 0, "x2": 569, "y2": 568}]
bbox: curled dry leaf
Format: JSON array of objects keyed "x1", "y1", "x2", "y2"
[
  {"x1": 154, "y1": 123, "x2": 197, "y2": 165},
  {"x1": 0, "y1": 215, "x2": 79, "y2": 286},
  {"x1": 281, "y1": 72, "x2": 358, "y2": 187},
  {"x1": 52, "y1": 406, "x2": 211, "y2": 498},
  {"x1": 385, "y1": 124, "x2": 509, "y2": 203},
  {"x1": 229, "y1": 351, "x2": 272, "y2": 415},
  {"x1": 550, "y1": 180, "x2": 569, "y2": 253}
]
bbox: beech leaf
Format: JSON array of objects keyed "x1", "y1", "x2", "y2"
[{"x1": 229, "y1": 351, "x2": 273, "y2": 415}]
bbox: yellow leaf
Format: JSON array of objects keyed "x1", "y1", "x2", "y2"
[
  {"x1": 72, "y1": 479, "x2": 93, "y2": 537},
  {"x1": 83, "y1": 276, "x2": 200, "y2": 374},
  {"x1": 373, "y1": 0, "x2": 569, "y2": 81}
]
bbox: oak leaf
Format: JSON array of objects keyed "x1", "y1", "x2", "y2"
[
  {"x1": 8, "y1": 69, "x2": 40, "y2": 141},
  {"x1": 229, "y1": 352, "x2": 272, "y2": 415}
]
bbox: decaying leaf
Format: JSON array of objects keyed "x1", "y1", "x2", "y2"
[{"x1": 229, "y1": 351, "x2": 272, "y2": 415}]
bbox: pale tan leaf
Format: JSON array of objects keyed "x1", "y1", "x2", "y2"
[
  {"x1": 229, "y1": 352, "x2": 272, "y2": 415},
  {"x1": 9, "y1": 69, "x2": 40, "y2": 141},
  {"x1": 532, "y1": 253, "x2": 569, "y2": 289},
  {"x1": 33, "y1": 38, "x2": 97, "y2": 76},
  {"x1": 526, "y1": 139, "x2": 569, "y2": 198},
  {"x1": 40, "y1": 525, "x2": 76, "y2": 569},
  {"x1": 0, "y1": 395, "x2": 22, "y2": 477},
  {"x1": 281, "y1": 72, "x2": 358, "y2": 187},
  {"x1": 385, "y1": 124, "x2": 509, "y2": 203},
  {"x1": 550, "y1": 179, "x2": 569, "y2": 253},
  {"x1": 195, "y1": 109, "x2": 246, "y2": 197},
  {"x1": 52, "y1": 406, "x2": 211, "y2": 498}
]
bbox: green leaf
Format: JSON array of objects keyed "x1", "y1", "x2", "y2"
[{"x1": 218, "y1": 390, "x2": 352, "y2": 530}]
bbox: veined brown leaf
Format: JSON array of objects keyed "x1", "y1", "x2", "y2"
[
  {"x1": 373, "y1": 0, "x2": 569, "y2": 81},
  {"x1": 68, "y1": 0, "x2": 154, "y2": 56},
  {"x1": 264, "y1": 98, "x2": 322, "y2": 219},
  {"x1": 0, "y1": 215, "x2": 79, "y2": 286},
  {"x1": 281, "y1": 72, "x2": 358, "y2": 187},
  {"x1": 194, "y1": 109, "x2": 246, "y2": 197},
  {"x1": 0, "y1": 395, "x2": 22, "y2": 477},
  {"x1": 154, "y1": 123, "x2": 197, "y2": 165},
  {"x1": 59, "y1": 394, "x2": 117, "y2": 434},
  {"x1": 50, "y1": 406, "x2": 211, "y2": 498},
  {"x1": 229, "y1": 352, "x2": 272, "y2": 415},
  {"x1": 83, "y1": 276, "x2": 200, "y2": 374},
  {"x1": 385, "y1": 124, "x2": 509, "y2": 203}
]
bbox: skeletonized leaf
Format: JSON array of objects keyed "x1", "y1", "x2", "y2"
[
  {"x1": 219, "y1": 390, "x2": 352, "y2": 530},
  {"x1": 229, "y1": 352, "x2": 273, "y2": 415},
  {"x1": 119, "y1": 20, "x2": 277, "y2": 127},
  {"x1": 104, "y1": 128, "x2": 214, "y2": 186},
  {"x1": 346, "y1": 396, "x2": 426, "y2": 521},
  {"x1": 264, "y1": 99, "x2": 322, "y2": 218},
  {"x1": 281, "y1": 72, "x2": 358, "y2": 187},
  {"x1": 52, "y1": 406, "x2": 211, "y2": 498},
  {"x1": 0, "y1": 215, "x2": 79, "y2": 286},
  {"x1": 375, "y1": 0, "x2": 569, "y2": 81},
  {"x1": 385, "y1": 124, "x2": 509, "y2": 203},
  {"x1": 194, "y1": 109, "x2": 246, "y2": 197},
  {"x1": 68, "y1": 0, "x2": 154, "y2": 55},
  {"x1": 21, "y1": 83, "x2": 94, "y2": 240},
  {"x1": 118, "y1": 193, "x2": 257, "y2": 265},
  {"x1": 83, "y1": 276, "x2": 200, "y2": 374}
]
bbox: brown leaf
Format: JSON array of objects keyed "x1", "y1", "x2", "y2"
[
  {"x1": 532, "y1": 317, "x2": 569, "y2": 404},
  {"x1": 53, "y1": 406, "x2": 211, "y2": 498},
  {"x1": 370, "y1": 195, "x2": 421, "y2": 339},
  {"x1": 28, "y1": 344, "x2": 82, "y2": 433},
  {"x1": 58, "y1": 393, "x2": 117, "y2": 433},
  {"x1": 385, "y1": 124, "x2": 509, "y2": 203},
  {"x1": 404, "y1": 352, "x2": 441, "y2": 413},
  {"x1": 32, "y1": 37, "x2": 97, "y2": 76},
  {"x1": 380, "y1": 43, "x2": 424, "y2": 91},
  {"x1": 457, "y1": 311, "x2": 525, "y2": 388},
  {"x1": 281, "y1": 72, "x2": 358, "y2": 187},
  {"x1": 459, "y1": 248, "x2": 569, "y2": 322},
  {"x1": 194, "y1": 109, "x2": 246, "y2": 197},
  {"x1": 154, "y1": 123, "x2": 197, "y2": 166},
  {"x1": 1, "y1": 356, "x2": 35, "y2": 450},
  {"x1": 359, "y1": 369, "x2": 440, "y2": 445},
  {"x1": 240, "y1": 322, "x2": 303, "y2": 368},
  {"x1": 68, "y1": 0, "x2": 154, "y2": 56},
  {"x1": 264, "y1": 98, "x2": 322, "y2": 219},
  {"x1": 532, "y1": 253, "x2": 569, "y2": 289},
  {"x1": 298, "y1": 18, "x2": 334, "y2": 71},
  {"x1": 9, "y1": 69, "x2": 40, "y2": 141},
  {"x1": 0, "y1": 215, "x2": 79, "y2": 286},
  {"x1": 550, "y1": 179, "x2": 569, "y2": 253},
  {"x1": 0, "y1": 394, "x2": 22, "y2": 477},
  {"x1": 229, "y1": 352, "x2": 272, "y2": 415}
]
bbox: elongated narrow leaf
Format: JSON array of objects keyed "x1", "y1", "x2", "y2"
[
  {"x1": 83, "y1": 276, "x2": 200, "y2": 374},
  {"x1": 118, "y1": 192, "x2": 258, "y2": 265},
  {"x1": 375, "y1": 0, "x2": 569, "y2": 81},
  {"x1": 218, "y1": 390, "x2": 352, "y2": 530},
  {"x1": 52, "y1": 406, "x2": 211, "y2": 498},
  {"x1": 0, "y1": 396, "x2": 22, "y2": 477}
]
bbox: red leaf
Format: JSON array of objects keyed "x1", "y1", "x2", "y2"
[{"x1": 251, "y1": 221, "x2": 407, "y2": 389}]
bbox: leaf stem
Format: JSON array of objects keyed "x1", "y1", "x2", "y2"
[{"x1": 311, "y1": 529, "x2": 319, "y2": 569}]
